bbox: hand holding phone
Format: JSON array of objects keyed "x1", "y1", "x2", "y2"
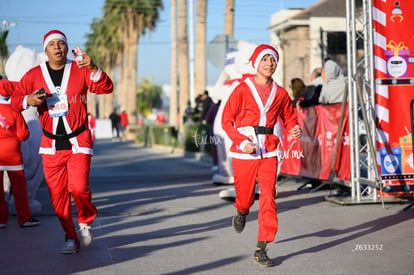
[
  {"x1": 71, "y1": 47, "x2": 83, "y2": 61},
  {"x1": 36, "y1": 87, "x2": 46, "y2": 100},
  {"x1": 71, "y1": 47, "x2": 84, "y2": 68}
]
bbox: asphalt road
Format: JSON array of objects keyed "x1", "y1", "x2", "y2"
[{"x1": 1, "y1": 139, "x2": 413, "y2": 275}]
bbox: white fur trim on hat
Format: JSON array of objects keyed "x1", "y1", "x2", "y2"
[
  {"x1": 43, "y1": 31, "x2": 67, "y2": 51},
  {"x1": 253, "y1": 49, "x2": 278, "y2": 69}
]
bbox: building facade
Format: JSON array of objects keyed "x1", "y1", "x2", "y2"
[{"x1": 267, "y1": 0, "x2": 361, "y2": 92}]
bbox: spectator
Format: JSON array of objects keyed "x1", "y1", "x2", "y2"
[
  {"x1": 119, "y1": 108, "x2": 128, "y2": 141},
  {"x1": 109, "y1": 108, "x2": 120, "y2": 141},
  {"x1": 305, "y1": 67, "x2": 324, "y2": 99},
  {"x1": 193, "y1": 94, "x2": 203, "y2": 122},
  {"x1": 298, "y1": 67, "x2": 325, "y2": 108},
  {"x1": 289, "y1": 78, "x2": 307, "y2": 107},
  {"x1": 310, "y1": 67, "x2": 325, "y2": 85},
  {"x1": 183, "y1": 100, "x2": 195, "y2": 124},
  {"x1": 318, "y1": 59, "x2": 347, "y2": 104},
  {"x1": 200, "y1": 90, "x2": 213, "y2": 122},
  {"x1": 156, "y1": 110, "x2": 166, "y2": 124}
]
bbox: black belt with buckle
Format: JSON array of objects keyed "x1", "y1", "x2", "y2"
[
  {"x1": 42, "y1": 124, "x2": 87, "y2": 141},
  {"x1": 253, "y1": 126, "x2": 273, "y2": 135}
]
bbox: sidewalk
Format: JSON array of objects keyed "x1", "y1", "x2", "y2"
[{"x1": 1, "y1": 139, "x2": 413, "y2": 275}]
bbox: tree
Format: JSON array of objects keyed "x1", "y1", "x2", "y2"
[
  {"x1": 178, "y1": 0, "x2": 189, "y2": 129},
  {"x1": 136, "y1": 78, "x2": 163, "y2": 118},
  {"x1": 169, "y1": 0, "x2": 178, "y2": 128},
  {"x1": 85, "y1": 18, "x2": 119, "y2": 118},
  {"x1": 101, "y1": 0, "x2": 163, "y2": 123},
  {"x1": 195, "y1": 0, "x2": 207, "y2": 96},
  {"x1": 0, "y1": 30, "x2": 9, "y2": 76},
  {"x1": 225, "y1": 0, "x2": 234, "y2": 35}
]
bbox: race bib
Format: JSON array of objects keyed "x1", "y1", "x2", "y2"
[
  {"x1": 237, "y1": 126, "x2": 259, "y2": 146},
  {"x1": 46, "y1": 95, "x2": 69, "y2": 118}
]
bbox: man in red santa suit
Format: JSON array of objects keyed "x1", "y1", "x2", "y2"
[
  {"x1": 0, "y1": 80, "x2": 40, "y2": 228},
  {"x1": 221, "y1": 44, "x2": 302, "y2": 267},
  {"x1": 11, "y1": 30, "x2": 113, "y2": 254}
]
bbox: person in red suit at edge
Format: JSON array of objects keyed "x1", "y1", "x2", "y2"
[
  {"x1": 87, "y1": 112, "x2": 96, "y2": 144},
  {"x1": 0, "y1": 80, "x2": 40, "y2": 229},
  {"x1": 221, "y1": 44, "x2": 302, "y2": 267},
  {"x1": 119, "y1": 108, "x2": 129, "y2": 141},
  {"x1": 11, "y1": 30, "x2": 113, "y2": 254}
]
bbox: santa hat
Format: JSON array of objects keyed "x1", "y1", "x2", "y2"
[
  {"x1": 0, "y1": 79, "x2": 14, "y2": 98},
  {"x1": 43, "y1": 30, "x2": 67, "y2": 51},
  {"x1": 249, "y1": 44, "x2": 279, "y2": 69}
]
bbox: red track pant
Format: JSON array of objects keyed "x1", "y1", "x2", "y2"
[
  {"x1": 42, "y1": 151, "x2": 97, "y2": 245},
  {"x1": 232, "y1": 157, "x2": 278, "y2": 242},
  {"x1": 0, "y1": 170, "x2": 32, "y2": 226}
]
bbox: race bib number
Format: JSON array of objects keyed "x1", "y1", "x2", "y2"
[
  {"x1": 46, "y1": 95, "x2": 69, "y2": 118},
  {"x1": 237, "y1": 126, "x2": 259, "y2": 146}
]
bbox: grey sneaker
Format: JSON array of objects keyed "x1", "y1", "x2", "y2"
[
  {"x1": 60, "y1": 239, "x2": 78, "y2": 254},
  {"x1": 21, "y1": 216, "x2": 40, "y2": 227},
  {"x1": 254, "y1": 249, "x2": 274, "y2": 267},
  {"x1": 0, "y1": 224, "x2": 6, "y2": 229},
  {"x1": 232, "y1": 210, "x2": 246, "y2": 233},
  {"x1": 78, "y1": 223, "x2": 93, "y2": 247}
]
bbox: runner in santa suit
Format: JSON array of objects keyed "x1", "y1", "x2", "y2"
[
  {"x1": 0, "y1": 80, "x2": 40, "y2": 228},
  {"x1": 11, "y1": 30, "x2": 113, "y2": 254},
  {"x1": 221, "y1": 44, "x2": 302, "y2": 267}
]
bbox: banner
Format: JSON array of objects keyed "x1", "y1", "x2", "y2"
[
  {"x1": 299, "y1": 107, "x2": 321, "y2": 179},
  {"x1": 280, "y1": 104, "x2": 350, "y2": 182},
  {"x1": 373, "y1": 0, "x2": 414, "y2": 197}
]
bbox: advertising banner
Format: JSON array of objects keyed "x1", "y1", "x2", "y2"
[
  {"x1": 280, "y1": 104, "x2": 350, "y2": 182},
  {"x1": 373, "y1": 0, "x2": 414, "y2": 197}
]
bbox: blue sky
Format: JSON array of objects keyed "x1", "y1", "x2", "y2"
[{"x1": 1, "y1": 0, "x2": 319, "y2": 86}]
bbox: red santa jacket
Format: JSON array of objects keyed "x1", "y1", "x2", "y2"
[
  {"x1": 120, "y1": 111, "x2": 128, "y2": 127},
  {"x1": 0, "y1": 98, "x2": 30, "y2": 170},
  {"x1": 11, "y1": 60, "x2": 113, "y2": 155},
  {"x1": 221, "y1": 78, "x2": 299, "y2": 160}
]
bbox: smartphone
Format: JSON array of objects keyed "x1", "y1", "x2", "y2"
[
  {"x1": 71, "y1": 47, "x2": 84, "y2": 62},
  {"x1": 36, "y1": 87, "x2": 46, "y2": 99}
]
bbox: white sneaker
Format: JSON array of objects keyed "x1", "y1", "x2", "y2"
[
  {"x1": 0, "y1": 224, "x2": 6, "y2": 229},
  {"x1": 60, "y1": 239, "x2": 78, "y2": 254},
  {"x1": 20, "y1": 216, "x2": 40, "y2": 227},
  {"x1": 78, "y1": 223, "x2": 93, "y2": 247}
]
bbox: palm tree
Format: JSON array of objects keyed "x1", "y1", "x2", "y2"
[
  {"x1": 169, "y1": 0, "x2": 178, "y2": 128},
  {"x1": 102, "y1": 0, "x2": 163, "y2": 124},
  {"x1": 195, "y1": 0, "x2": 207, "y2": 96},
  {"x1": 225, "y1": 0, "x2": 234, "y2": 35},
  {"x1": 178, "y1": 0, "x2": 189, "y2": 129},
  {"x1": 85, "y1": 18, "x2": 119, "y2": 118},
  {"x1": 0, "y1": 30, "x2": 9, "y2": 76}
]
